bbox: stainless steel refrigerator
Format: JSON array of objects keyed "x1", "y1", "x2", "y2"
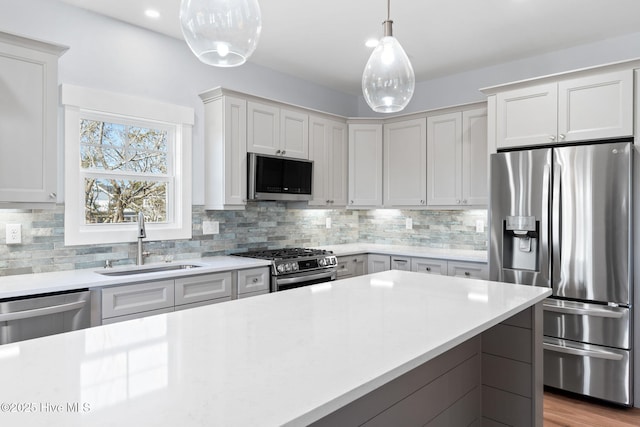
[{"x1": 489, "y1": 141, "x2": 633, "y2": 406}]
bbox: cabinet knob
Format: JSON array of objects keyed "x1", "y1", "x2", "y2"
[
  {"x1": 464, "y1": 271, "x2": 471, "y2": 276},
  {"x1": 350, "y1": 200, "x2": 354, "y2": 204},
  {"x1": 456, "y1": 200, "x2": 461, "y2": 204},
  {"x1": 49, "y1": 192, "x2": 57, "y2": 199},
  {"x1": 253, "y1": 278, "x2": 259, "y2": 283},
  {"x1": 275, "y1": 149, "x2": 281, "y2": 154},
  {"x1": 463, "y1": 199, "x2": 467, "y2": 204},
  {"x1": 326, "y1": 200, "x2": 331, "y2": 204},
  {"x1": 281, "y1": 150, "x2": 286, "y2": 155},
  {"x1": 559, "y1": 134, "x2": 566, "y2": 140},
  {"x1": 426, "y1": 267, "x2": 431, "y2": 271},
  {"x1": 549, "y1": 135, "x2": 556, "y2": 141},
  {"x1": 420, "y1": 200, "x2": 425, "y2": 204}
]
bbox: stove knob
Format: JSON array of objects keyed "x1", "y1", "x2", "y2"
[
  {"x1": 277, "y1": 264, "x2": 286, "y2": 273},
  {"x1": 318, "y1": 258, "x2": 326, "y2": 267},
  {"x1": 292, "y1": 263, "x2": 299, "y2": 271}
]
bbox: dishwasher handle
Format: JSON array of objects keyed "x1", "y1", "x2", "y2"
[{"x1": 0, "y1": 300, "x2": 87, "y2": 323}]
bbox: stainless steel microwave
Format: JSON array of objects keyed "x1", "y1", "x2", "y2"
[{"x1": 247, "y1": 153, "x2": 313, "y2": 201}]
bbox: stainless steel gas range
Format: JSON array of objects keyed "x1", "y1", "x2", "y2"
[{"x1": 234, "y1": 248, "x2": 338, "y2": 292}]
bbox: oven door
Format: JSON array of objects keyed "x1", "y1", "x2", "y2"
[{"x1": 273, "y1": 269, "x2": 337, "y2": 292}]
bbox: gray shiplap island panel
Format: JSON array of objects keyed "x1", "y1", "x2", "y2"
[{"x1": 311, "y1": 305, "x2": 542, "y2": 427}]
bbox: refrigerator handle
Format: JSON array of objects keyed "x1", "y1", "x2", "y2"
[
  {"x1": 541, "y1": 163, "x2": 551, "y2": 284},
  {"x1": 551, "y1": 156, "x2": 561, "y2": 286}
]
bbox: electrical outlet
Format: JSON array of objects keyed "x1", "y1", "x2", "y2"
[
  {"x1": 6, "y1": 224, "x2": 21, "y2": 244},
  {"x1": 475, "y1": 219, "x2": 485, "y2": 233},
  {"x1": 405, "y1": 218, "x2": 413, "y2": 230},
  {"x1": 202, "y1": 221, "x2": 219, "y2": 235},
  {"x1": 325, "y1": 218, "x2": 331, "y2": 229}
]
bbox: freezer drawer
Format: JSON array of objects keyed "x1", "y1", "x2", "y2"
[
  {"x1": 543, "y1": 337, "x2": 631, "y2": 406},
  {"x1": 543, "y1": 299, "x2": 630, "y2": 349}
]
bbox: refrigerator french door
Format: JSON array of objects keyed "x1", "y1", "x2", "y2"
[{"x1": 489, "y1": 141, "x2": 633, "y2": 406}]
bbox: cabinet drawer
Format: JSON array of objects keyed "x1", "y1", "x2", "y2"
[
  {"x1": 101, "y1": 307, "x2": 174, "y2": 325},
  {"x1": 175, "y1": 272, "x2": 232, "y2": 306},
  {"x1": 447, "y1": 261, "x2": 489, "y2": 280},
  {"x1": 391, "y1": 256, "x2": 411, "y2": 271},
  {"x1": 102, "y1": 280, "x2": 174, "y2": 319},
  {"x1": 411, "y1": 258, "x2": 447, "y2": 275},
  {"x1": 175, "y1": 297, "x2": 232, "y2": 311},
  {"x1": 237, "y1": 267, "x2": 270, "y2": 295}
]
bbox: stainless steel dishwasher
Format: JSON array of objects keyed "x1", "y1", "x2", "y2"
[{"x1": 0, "y1": 289, "x2": 91, "y2": 344}]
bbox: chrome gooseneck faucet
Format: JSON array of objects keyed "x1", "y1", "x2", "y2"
[{"x1": 136, "y1": 212, "x2": 146, "y2": 265}]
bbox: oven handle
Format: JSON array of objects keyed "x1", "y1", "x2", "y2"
[
  {"x1": 543, "y1": 342, "x2": 624, "y2": 361},
  {"x1": 275, "y1": 270, "x2": 336, "y2": 286}
]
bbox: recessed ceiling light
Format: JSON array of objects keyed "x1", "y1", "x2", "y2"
[
  {"x1": 365, "y1": 38, "x2": 379, "y2": 48},
  {"x1": 145, "y1": 9, "x2": 160, "y2": 19}
]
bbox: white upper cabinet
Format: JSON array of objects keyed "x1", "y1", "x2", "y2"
[
  {"x1": 0, "y1": 32, "x2": 67, "y2": 206},
  {"x1": 247, "y1": 101, "x2": 309, "y2": 159},
  {"x1": 309, "y1": 116, "x2": 348, "y2": 207},
  {"x1": 199, "y1": 91, "x2": 247, "y2": 210},
  {"x1": 383, "y1": 118, "x2": 427, "y2": 207},
  {"x1": 348, "y1": 123, "x2": 383, "y2": 207},
  {"x1": 495, "y1": 69, "x2": 633, "y2": 149},
  {"x1": 427, "y1": 107, "x2": 488, "y2": 207}
]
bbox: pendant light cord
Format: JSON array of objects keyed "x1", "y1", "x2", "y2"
[{"x1": 387, "y1": 0, "x2": 391, "y2": 21}]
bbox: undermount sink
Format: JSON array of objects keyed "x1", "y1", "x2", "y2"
[{"x1": 98, "y1": 264, "x2": 201, "y2": 276}]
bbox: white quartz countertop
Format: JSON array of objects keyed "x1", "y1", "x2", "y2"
[
  {"x1": 318, "y1": 243, "x2": 488, "y2": 262},
  {"x1": 0, "y1": 256, "x2": 272, "y2": 299},
  {"x1": 0, "y1": 270, "x2": 550, "y2": 426}
]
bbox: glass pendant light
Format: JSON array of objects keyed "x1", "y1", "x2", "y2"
[
  {"x1": 362, "y1": 0, "x2": 415, "y2": 113},
  {"x1": 180, "y1": 0, "x2": 262, "y2": 67}
]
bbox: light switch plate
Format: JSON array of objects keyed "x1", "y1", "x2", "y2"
[
  {"x1": 475, "y1": 220, "x2": 484, "y2": 233},
  {"x1": 202, "y1": 221, "x2": 219, "y2": 235},
  {"x1": 6, "y1": 224, "x2": 21, "y2": 244},
  {"x1": 405, "y1": 218, "x2": 413, "y2": 230},
  {"x1": 325, "y1": 218, "x2": 331, "y2": 229}
]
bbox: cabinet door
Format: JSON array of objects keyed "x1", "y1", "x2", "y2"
[
  {"x1": 391, "y1": 256, "x2": 411, "y2": 271},
  {"x1": 175, "y1": 272, "x2": 232, "y2": 306},
  {"x1": 384, "y1": 118, "x2": 427, "y2": 206},
  {"x1": 0, "y1": 35, "x2": 63, "y2": 204},
  {"x1": 367, "y1": 254, "x2": 390, "y2": 274},
  {"x1": 309, "y1": 117, "x2": 347, "y2": 207},
  {"x1": 280, "y1": 108, "x2": 309, "y2": 159},
  {"x1": 203, "y1": 95, "x2": 247, "y2": 209},
  {"x1": 336, "y1": 256, "x2": 354, "y2": 279},
  {"x1": 348, "y1": 124, "x2": 383, "y2": 207},
  {"x1": 558, "y1": 70, "x2": 633, "y2": 142},
  {"x1": 328, "y1": 120, "x2": 348, "y2": 206},
  {"x1": 101, "y1": 280, "x2": 175, "y2": 319},
  {"x1": 247, "y1": 101, "x2": 280, "y2": 155},
  {"x1": 411, "y1": 258, "x2": 447, "y2": 275},
  {"x1": 447, "y1": 261, "x2": 489, "y2": 280},
  {"x1": 495, "y1": 83, "x2": 557, "y2": 149},
  {"x1": 237, "y1": 267, "x2": 270, "y2": 295},
  {"x1": 462, "y1": 108, "x2": 488, "y2": 206},
  {"x1": 427, "y1": 112, "x2": 462, "y2": 206}
]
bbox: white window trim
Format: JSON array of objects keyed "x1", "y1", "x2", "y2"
[{"x1": 61, "y1": 84, "x2": 194, "y2": 246}]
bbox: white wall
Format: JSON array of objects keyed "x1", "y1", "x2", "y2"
[
  {"x1": 0, "y1": 0, "x2": 358, "y2": 205},
  {"x1": 358, "y1": 31, "x2": 640, "y2": 116}
]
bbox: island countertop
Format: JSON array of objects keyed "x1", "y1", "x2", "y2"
[{"x1": 0, "y1": 271, "x2": 550, "y2": 426}]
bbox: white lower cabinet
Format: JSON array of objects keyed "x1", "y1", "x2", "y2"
[
  {"x1": 175, "y1": 272, "x2": 232, "y2": 306},
  {"x1": 237, "y1": 267, "x2": 271, "y2": 297},
  {"x1": 391, "y1": 256, "x2": 411, "y2": 271},
  {"x1": 101, "y1": 271, "x2": 247, "y2": 324},
  {"x1": 101, "y1": 280, "x2": 174, "y2": 321},
  {"x1": 367, "y1": 254, "x2": 391, "y2": 274},
  {"x1": 337, "y1": 255, "x2": 367, "y2": 279},
  {"x1": 411, "y1": 257, "x2": 488, "y2": 280},
  {"x1": 447, "y1": 260, "x2": 489, "y2": 280},
  {"x1": 411, "y1": 258, "x2": 448, "y2": 275}
]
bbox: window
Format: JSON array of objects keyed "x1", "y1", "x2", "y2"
[{"x1": 62, "y1": 85, "x2": 194, "y2": 246}]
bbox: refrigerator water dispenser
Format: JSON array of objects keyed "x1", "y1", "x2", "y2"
[{"x1": 503, "y1": 216, "x2": 539, "y2": 271}]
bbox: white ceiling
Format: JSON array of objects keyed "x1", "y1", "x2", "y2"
[{"x1": 57, "y1": 0, "x2": 640, "y2": 95}]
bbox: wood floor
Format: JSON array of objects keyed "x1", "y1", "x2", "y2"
[{"x1": 544, "y1": 389, "x2": 640, "y2": 427}]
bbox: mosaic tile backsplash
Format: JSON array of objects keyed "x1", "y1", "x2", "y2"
[{"x1": 0, "y1": 203, "x2": 487, "y2": 276}]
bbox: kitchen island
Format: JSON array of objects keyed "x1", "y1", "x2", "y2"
[{"x1": 0, "y1": 270, "x2": 550, "y2": 426}]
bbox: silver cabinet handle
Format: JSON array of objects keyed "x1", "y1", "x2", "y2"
[
  {"x1": 49, "y1": 192, "x2": 57, "y2": 199},
  {"x1": 252, "y1": 278, "x2": 259, "y2": 283},
  {"x1": 420, "y1": 200, "x2": 425, "y2": 204},
  {"x1": 549, "y1": 135, "x2": 556, "y2": 141},
  {"x1": 425, "y1": 267, "x2": 431, "y2": 272},
  {"x1": 463, "y1": 199, "x2": 467, "y2": 204},
  {"x1": 0, "y1": 300, "x2": 86, "y2": 322},
  {"x1": 559, "y1": 134, "x2": 566, "y2": 140},
  {"x1": 275, "y1": 149, "x2": 281, "y2": 155},
  {"x1": 350, "y1": 200, "x2": 354, "y2": 204},
  {"x1": 464, "y1": 271, "x2": 471, "y2": 276},
  {"x1": 543, "y1": 342, "x2": 623, "y2": 361},
  {"x1": 281, "y1": 150, "x2": 286, "y2": 155}
]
